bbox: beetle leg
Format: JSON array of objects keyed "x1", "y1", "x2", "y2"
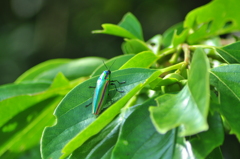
[
  {"x1": 110, "y1": 83, "x2": 124, "y2": 93},
  {"x1": 110, "y1": 80, "x2": 126, "y2": 84},
  {"x1": 85, "y1": 102, "x2": 92, "y2": 107}
]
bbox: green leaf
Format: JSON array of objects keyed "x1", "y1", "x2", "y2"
[
  {"x1": 0, "y1": 73, "x2": 73, "y2": 128},
  {"x1": 122, "y1": 39, "x2": 150, "y2": 54},
  {"x1": 206, "y1": 147, "x2": 224, "y2": 159},
  {"x1": 93, "y1": 24, "x2": 138, "y2": 39},
  {"x1": 190, "y1": 112, "x2": 224, "y2": 159},
  {"x1": 210, "y1": 64, "x2": 240, "y2": 140},
  {"x1": 93, "y1": 13, "x2": 143, "y2": 40},
  {"x1": 112, "y1": 98, "x2": 176, "y2": 159},
  {"x1": 70, "y1": 104, "x2": 138, "y2": 159},
  {"x1": 215, "y1": 41, "x2": 240, "y2": 63},
  {"x1": 118, "y1": 13, "x2": 144, "y2": 40},
  {"x1": 0, "y1": 82, "x2": 50, "y2": 102},
  {"x1": 41, "y1": 68, "x2": 160, "y2": 159},
  {"x1": 149, "y1": 48, "x2": 210, "y2": 136},
  {"x1": 91, "y1": 54, "x2": 134, "y2": 77},
  {"x1": 61, "y1": 69, "x2": 161, "y2": 159},
  {"x1": 184, "y1": 0, "x2": 240, "y2": 43},
  {"x1": 120, "y1": 51, "x2": 158, "y2": 69},
  {"x1": 162, "y1": 22, "x2": 185, "y2": 48},
  {"x1": 0, "y1": 82, "x2": 50, "y2": 128},
  {"x1": 0, "y1": 73, "x2": 76, "y2": 156},
  {"x1": 15, "y1": 59, "x2": 70, "y2": 83},
  {"x1": 16, "y1": 57, "x2": 104, "y2": 83},
  {"x1": 0, "y1": 97, "x2": 62, "y2": 156},
  {"x1": 171, "y1": 29, "x2": 189, "y2": 48}
]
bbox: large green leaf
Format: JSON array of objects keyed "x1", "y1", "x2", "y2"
[
  {"x1": 60, "y1": 69, "x2": 161, "y2": 159},
  {"x1": 0, "y1": 73, "x2": 70, "y2": 128},
  {"x1": 210, "y1": 64, "x2": 240, "y2": 140},
  {"x1": 41, "y1": 68, "x2": 160, "y2": 159},
  {"x1": 149, "y1": 48, "x2": 210, "y2": 136},
  {"x1": 184, "y1": 0, "x2": 240, "y2": 43},
  {"x1": 0, "y1": 97, "x2": 61, "y2": 156},
  {"x1": 0, "y1": 82, "x2": 50, "y2": 102},
  {"x1": 70, "y1": 103, "x2": 139, "y2": 159},
  {"x1": 190, "y1": 112, "x2": 224, "y2": 159},
  {"x1": 0, "y1": 73, "x2": 74, "y2": 156},
  {"x1": 93, "y1": 13, "x2": 143, "y2": 40},
  {"x1": 15, "y1": 57, "x2": 104, "y2": 83},
  {"x1": 112, "y1": 98, "x2": 176, "y2": 159},
  {"x1": 215, "y1": 41, "x2": 240, "y2": 63}
]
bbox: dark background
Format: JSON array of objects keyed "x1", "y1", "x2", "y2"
[
  {"x1": 1, "y1": 1, "x2": 240, "y2": 159},
  {"x1": 0, "y1": 0, "x2": 211, "y2": 85}
]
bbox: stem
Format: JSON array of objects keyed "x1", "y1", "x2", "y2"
[
  {"x1": 169, "y1": 45, "x2": 182, "y2": 64},
  {"x1": 160, "y1": 62, "x2": 186, "y2": 73},
  {"x1": 157, "y1": 47, "x2": 176, "y2": 59},
  {"x1": 189, "y1": 45, "x2": 215, "y2": 50},
  {"x1": 182, "y1": 44, "x2": 190, "y2": 67}
]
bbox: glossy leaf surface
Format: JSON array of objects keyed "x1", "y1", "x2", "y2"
[
  {"x1": 0, "y1": 73, "x2": 73, "y2": 156},
  {"x1": 70, "y1": 104, "x2": 139, "y2": 159},
  {"x1": 41, "y1": 68, "x2": 159, "y2": 159},
  {"x1": 150, "y1": 48, "x2": 210, "y2": 136}
]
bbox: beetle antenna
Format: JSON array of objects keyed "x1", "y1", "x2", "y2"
[
  {"x1": 102, "y1": 60, "x2": 108, "y2": 70},
  {"x1": 103, "y1": 60, "x2": 116, "y2": 70},
  {"x1": 109, "y1": 60, "x2": 116, "y2": 70}
]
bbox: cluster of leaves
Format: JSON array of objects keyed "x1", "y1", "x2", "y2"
[{"x1": 1, "y1": 0, "x2": 240, "y2": 158}]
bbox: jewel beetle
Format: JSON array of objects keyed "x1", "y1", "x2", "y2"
[{"x1": 89, "y1": 61, "x2": 125, "y2": 115}]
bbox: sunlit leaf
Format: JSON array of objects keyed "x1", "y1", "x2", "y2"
[
  {"x1": 0, "y1": 97, "x2": 61, "y2": 156},
  {"x1": 149, "y1": 48, "x2": 210, "y2": 136},
  {"x1": 93, "y1": 13, "x2": 143, "y2": 40},
  {"x1": 184, "y1": 0, "x2": 240, "y2": 43},
  {"x1": 118, "y1": 12, "x2": 144, "y2": 40},
  {"x1": 41, "y1": 68, "x2": 160, "y2": 159},
  {"x1": 0, "y1": 73, "x2": 71, "y2": 128},
  {"x1": 120, "y1": 51, "x2": 158, "y2": 69}
]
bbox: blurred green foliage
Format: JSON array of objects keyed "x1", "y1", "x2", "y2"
[{"x1": 0, "y1": 0, "x2": 210, "y2": 84}]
